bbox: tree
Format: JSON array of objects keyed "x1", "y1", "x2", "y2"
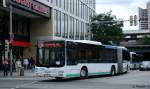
[
  {"x1": 91, "y1": 12, "x2": 124, "y2": 45},
  {"x1": 142, "y1": 35, "x2": 150, "y2": 45}
]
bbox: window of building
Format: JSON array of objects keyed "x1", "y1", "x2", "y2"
[
  {"x1": 66, "y1": 0, "x2": 69, "y2": 12},
  {"x1": 72, "y1": 18, "x2": 75, "y2": 39},
  {"x1": 56, "y1": 0, "x2": 58, "y2": 6},
  {"x1": 58, "y1": 0, "x2": 61, "y2": 8},
  {"x1": 80, "y1": 2, "x2": 82, "y2": 18},
  {"x1": 72, "y1": 0, "x2": 74, "y2": 14},
  {"x1": 58, "y1": 11, "x2": 61, "y2": 37},
  {"x1": 65, "y1": 14, "x2": 68, "y2": 38},
  {"x1": 61, "y1": 0, "x2": 64, "y2": 9},
  {"x1": 74, "y1": 0, "x2": 77, "y2": 16},
  {"x1": 12, "y1": 14, "x2": 30, "y2": 41},
  {"x1": 69, "y1": 17, "x2": 73, "y2": 39},
  {"x1": 50, "y1": 0, "x2": 53, "y2": 3},
  {"x1": 74, "y1": 19, "x2": 77, "y2": 39},
  {"x1": 67, "y1": 16, "x2": 70, "y2": 39},
  {"x1": 79, "y1": 21, "x2": 81, "y2": 39},
  {"x1": 60, "y1": 13, "x2": 64, "y2": 37},
  {"x1": 62, "y1": 13, "x2": 65, "y2": 37},
  {"x1": 55, "y1": 10, "x2": 59, "y2": 36},
  {"x1": 54, "y1": 10, "x2": 57, "y2": 36},
  {"x1": 68, "y1": 0, "x2": 71, "y2": 13}
]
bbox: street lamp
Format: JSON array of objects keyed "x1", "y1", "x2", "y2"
[{"x1": 9, "y1": 0, "x2": 13, "y2": 76}]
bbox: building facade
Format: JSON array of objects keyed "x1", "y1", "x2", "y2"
[
  {"x1": 0, "y1": 0, "x2": 51, "y2": 69},
  {"x1": 0, "y1": 0, "x2": 96, "y2": 69},
  {"x1": 139, "y1": 8, "x2": 148, "y2": 30},
  {"x1": 139, "y1": 3, "x2": 150, "y2": 30},
  {"x1": 37, "y1": 0, "x2": 95, "y2": 40}
]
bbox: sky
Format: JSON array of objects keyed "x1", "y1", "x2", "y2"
[{"x1": 96, "y1": 0, "x2": 150, "y2": 30}]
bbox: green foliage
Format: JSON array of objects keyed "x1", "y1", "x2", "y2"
[
  {"x1": 91, "y1": 12, "x2": 123, "y2": 45},
  {"x1": 142, "y1": 35, "x2": 150, "y2": 45}
]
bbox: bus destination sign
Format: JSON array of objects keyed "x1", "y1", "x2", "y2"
[{"x1": 43, "y1": 43, "x2": 62, "y2": 48}]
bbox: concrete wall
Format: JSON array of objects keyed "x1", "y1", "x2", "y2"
[
  {"x1": 30, "y1": 18, "x2": 52, "y2": 57},
  {"x1": 23, "y1": 48, "x2": 31, "y2": 58}
]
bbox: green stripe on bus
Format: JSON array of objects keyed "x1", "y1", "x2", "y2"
[
  {"x1": 66, "y1": 72, "x2": 111, "y2": 78},
  {"x1": 88, "y1": 72, "x2": 111, "y2": 76},
  {"x1": 66, "y1": 74, "x2": 80, "y2": 78}
]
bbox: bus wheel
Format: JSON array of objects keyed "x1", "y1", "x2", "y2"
[
  {"x1": 111, "y1": 67, "x2": 116, "y2": 76},
  {"x1": 80, "y1": 67, "x2": 88, "y2": 79}
]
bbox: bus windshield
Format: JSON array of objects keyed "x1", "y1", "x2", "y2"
[
  {"x1": 37, "y1": 41, "x2": 65, "y2": 67},
  {"x1": 132, "y1": 54, "x2": 143, "y2": 63}
]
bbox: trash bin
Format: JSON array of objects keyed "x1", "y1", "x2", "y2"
[{"x1": 20, "y1": 67, "x2": 24, "y2": 76}]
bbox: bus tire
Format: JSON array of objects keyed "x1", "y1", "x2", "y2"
[
  {"x1": 80, "y1": 67, "x2": 88, "y2": 79},
  {"x1": 110, "y1": 66, "x2": 116, "y2": 76}
]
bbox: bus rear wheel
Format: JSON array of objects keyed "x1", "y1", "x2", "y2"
[{"x1": 80, "y1": 68, "x2": 88, "y2": 79}]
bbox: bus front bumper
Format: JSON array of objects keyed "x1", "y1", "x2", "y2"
[
  {"x1": 35, "y1": 67, "x2": 66, "y2": 78},
  {"x1": 48, "y1": 69, "x2": 65, "y2": 77}
]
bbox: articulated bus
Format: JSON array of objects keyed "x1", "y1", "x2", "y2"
[
  {"x1": 35, "y1": 40, "x2": 130, "y2": 79},
  {"x1": 130, "y1": 52, "x2": 143, "y2": 69}
]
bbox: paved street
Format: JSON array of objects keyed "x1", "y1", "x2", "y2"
[{"x1": 0, "y1": 70, "x2": 150, "y2": 89}]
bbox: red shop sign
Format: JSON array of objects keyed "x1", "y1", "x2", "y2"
[{"x1": 12, "y1": 0, "x2": 50, "y2": 16}]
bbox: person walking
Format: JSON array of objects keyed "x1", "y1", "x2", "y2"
[
  {"x1": 23, "y1": 58, "x2": 29, "y2": 70},
  {"x1": 15, "y1": 59, "x2": 22, "y2": 75},
  {"x1": 2, "y1": 58, "x2": 9, "y2": 76},
  {"x1": 30, "y1": 57, "x2": 36, "y2": 72},
  {"x1": 13, "y1": 57, "x2": 17, "y2": 72}
]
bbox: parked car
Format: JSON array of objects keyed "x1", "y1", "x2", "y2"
[{"x1": 139, "y1": 61, "x2": 150, "y2": 71}]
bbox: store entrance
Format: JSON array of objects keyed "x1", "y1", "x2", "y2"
[
  {"x1": 0, "y1": 11, "x2": 9, "y2": 70},
  {"x1": 0, "y1": 42, "x2": 3, "y2": 70},
  {"x1": 12, "y1": 47, "x2": 23, "y2": 60}
]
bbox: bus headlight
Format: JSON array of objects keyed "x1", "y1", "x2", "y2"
[{"x1": 140, "y1": 65, "x2": 144, "y2": 68}]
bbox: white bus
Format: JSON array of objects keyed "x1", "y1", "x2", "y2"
[
  {"x1": 130, "y1": 52, "x2": 143, "y2": 69},
  {"x1": 35, "y1": 40, "x2": 130, "y2": 79}
]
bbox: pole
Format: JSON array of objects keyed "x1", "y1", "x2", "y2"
[{"x1": 9, "y1": 5, "x2": 13, "y2": 76}]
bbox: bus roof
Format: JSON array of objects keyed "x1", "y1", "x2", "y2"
[
  {"x1": 130, "y1": 52, "x2": 136, "y2": 54},
  {"x1": 43, "y1": 40, "x2": 102, "y2": 46},
  {"x1": 67, "y1": 40, "x2": 102, "y2": 45},
  {"x1": 104, "y1": 45, "x2": 128, "y2": 50}
]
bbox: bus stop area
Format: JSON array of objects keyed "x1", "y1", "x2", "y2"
[{"x1": 0, "y1": 70, "x2": 35, "y2": 78}]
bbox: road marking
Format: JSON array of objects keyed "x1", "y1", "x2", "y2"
[{"x1": 11, "y1": 81, "x2": 39, "y2": 89}]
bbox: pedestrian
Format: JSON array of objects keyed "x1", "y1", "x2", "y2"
[
  {"x1": 2, "y1": 58, "x2": 9, "y2": 76},
  {"x1": 15, "y1": 59, "x2": 22, "y2": 75},
  {"x1": 23, "y1": 58, "x2": 29, "y2": 70},
  {"x1": 31, "y1": 57, "x2": 36, "y2": 72},
  {"x1": 13, "y1": 57, "x2": 17, "y2": 72},
  {"x1": 29, "y1": 57, "x2": 32, "y2": 69}
]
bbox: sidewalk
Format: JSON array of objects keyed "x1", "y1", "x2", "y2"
[{"x1": 0, "y1": 70, "x2": 51, "y2": 80}]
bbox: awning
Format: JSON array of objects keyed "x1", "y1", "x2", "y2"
[{"x1": 11, "y1": 40, "x2": 32, "y2": 47}]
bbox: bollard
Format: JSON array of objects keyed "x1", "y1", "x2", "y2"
[{"x1": 20, "y1": 67, "x2": 24, "y2": 76}]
